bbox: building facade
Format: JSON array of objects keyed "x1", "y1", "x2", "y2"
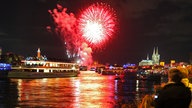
[{"x1": 139, "y1": 47, "x2": 160, "y2": 66}]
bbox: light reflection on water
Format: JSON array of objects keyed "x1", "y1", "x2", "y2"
[{"x1": 0, "y1": 71, "x2": 162, "y2": 108}]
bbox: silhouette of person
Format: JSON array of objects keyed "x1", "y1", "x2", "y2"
[
  {"x1": 138, "y1": 94, "x2": 155, "y2": 108},
  {"x1": 177, "y1": 66, "x2": 192, "y2": 91},
  {"x1": 155, "y1": 68, "x2": 191, "y2": 108}
]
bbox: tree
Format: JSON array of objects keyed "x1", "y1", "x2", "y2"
[{"x1": 0, "y1": 52, "x2": 23, "y2": 66}]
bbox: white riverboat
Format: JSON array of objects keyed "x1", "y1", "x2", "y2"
[{"x1": 9, "y1": 60, "x2": 80, "y2": 79}]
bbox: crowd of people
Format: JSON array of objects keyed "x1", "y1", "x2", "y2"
[{"x1": 137, "y1": 67, "x2": 192, "y2": 108}]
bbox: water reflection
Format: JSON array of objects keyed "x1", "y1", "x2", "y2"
[
  {"x1": 0, "y1": 79, "x2": 18, "y2": 107},
  {"x1": 0, "y1": 71, "x2": 163, "y2": 108}
]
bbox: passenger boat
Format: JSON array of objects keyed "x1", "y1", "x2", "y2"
[
  {"x1": 101, "y1": 65, "x2": 124, "y2": 75},
  {"x1": 136, "y1": 65, "x2": 169, "y2": 81},
  {"x1": 8, "y1": 60, "x2": 80, "y2": 79},
  {"x1": 0, "y1": 63, "x2": 11, "y2": 79},
  {"x1": 137, "y1": 72, "x2": 161, "y2": 81}
]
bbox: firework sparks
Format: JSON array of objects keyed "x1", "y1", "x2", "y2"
[
  {"x1": 79, "y1": 42, "x2": 93, "y2": 66},
  {"x1": 48, "y1": 4, "x2": 81, "y2": 59},
  {"x1": 78, "y1": 3, "x2": 117, "y2": 46}
]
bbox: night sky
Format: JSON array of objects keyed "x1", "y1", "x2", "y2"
[{"x1": 0, "y1": 0, "x2": 192, "y2": 65}]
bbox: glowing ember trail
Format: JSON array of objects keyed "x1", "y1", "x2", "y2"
[
  {"x1": 78, "y1": 3, "x2": 117, "y2": 46},
  {"x1": 48, "y1": 5, "x2": 81, "y2": 59}
]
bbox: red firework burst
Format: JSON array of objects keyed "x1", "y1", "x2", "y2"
[{"x1": 78, "y1": 3, "x2": 117, "y2": 46}]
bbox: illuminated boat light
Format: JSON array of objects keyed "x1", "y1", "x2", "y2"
[{"x1": 0, "y1": 63, "x2": 11, "y2": 71}]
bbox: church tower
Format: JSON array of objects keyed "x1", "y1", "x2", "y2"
[
  {"x1": 147, "y1": 54, "x2": 149, "y2": 60},
  {"x1": 152, "y1": 47, "x2": 160, "y2": 65},
  {"x1": 37, "y1": 48, "x2": 41, "y2": 58}
]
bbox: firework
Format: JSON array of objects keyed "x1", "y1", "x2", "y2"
[
  {"x1": 48, "y1": 5, "x2": 81, "y2": 59},
  {"x1": 78, "y1": 3, "x2": 117, "y2": 47},
  {"x1": 49, "y1": 3, "x2": 117, "y2": 66}
]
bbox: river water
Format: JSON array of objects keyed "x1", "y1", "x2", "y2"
[{"x1": 0, "y1": 71, "x2": 164, "y2": 108}]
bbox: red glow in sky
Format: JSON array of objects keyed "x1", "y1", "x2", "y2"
[{"x1": 78, "y1": 3, "x2": 117, "y2": 47}]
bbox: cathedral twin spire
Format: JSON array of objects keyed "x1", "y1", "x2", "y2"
[
  {"x1": 153, "y1": 47, "x2": 158, "y2": 55},
  {"x1": 152, "y1": 47, "x2": 160, "y2": 65},
  {"x1": 139, "y1": 47, "x2": 160, "y2": 66}
]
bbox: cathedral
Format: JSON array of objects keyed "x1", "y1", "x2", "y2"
[{"x1": 139, "y1": 47, "x2": 160, "y2": 66}]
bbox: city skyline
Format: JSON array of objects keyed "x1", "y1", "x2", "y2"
[{"x1": 0, "y1": 0, "x2": 192, "y2": 64}]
